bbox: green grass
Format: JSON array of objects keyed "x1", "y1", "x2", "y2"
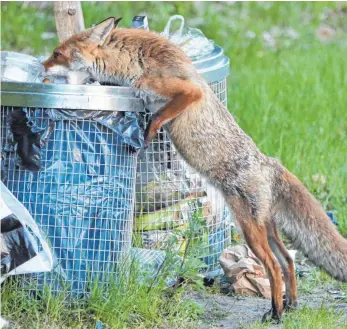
[
  {"x1": 249, "y1": 269, "x2": 347, "y2": 329},
  {"x1": 1, "y1": 253, "x2": 204, "y2": 329},
  {"x1": 250, "y1": 305, "x2": 347, "y2": 329},
  {"x1": 1, "y1": 208, "x2": 207, "y2": 329},
  {"x1": 1, "y1": 1, "x2": 347, "y2": 328},
  {"x1": 1, "y1": 277, "x2": 202, "y2": 329},
  {"x1": 298, "y1": 268, "x2": 347, "y2": 298},
  {"x1": 281, "y1": 305, "x2": 347, "y2": 329}
]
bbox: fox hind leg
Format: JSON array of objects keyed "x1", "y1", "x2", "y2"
[
  {"x1": 266, "y1": 221, "x2": 298, "y2": 310},
  {"x1": 228, "y1": 197, "x2": 284, "y2": 323}
]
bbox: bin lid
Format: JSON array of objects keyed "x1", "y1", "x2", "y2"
[
  {"x1": 193, "y1": 45, "x2": 230, "y2": 83},
  {"x1": 0, "y1": 82, "x2": 144, "y2": 112}
]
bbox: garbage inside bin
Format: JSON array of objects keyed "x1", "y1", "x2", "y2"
[
  {"x1": 135, "y1": 132, "x2": 232, "y2": 272},
  {"x1": 0, "y1": 181, "x2": 53, "y2": 284},
  {"x1": 134, "y1": 18, "x2": 231, "y2": 276},
  {"x1": 131, "y1": 248, "x2": 178, "y2": 287}
]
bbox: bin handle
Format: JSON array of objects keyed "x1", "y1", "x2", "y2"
[{"x1": 162, "y1": 15, "x2": 185, "y2": 38}]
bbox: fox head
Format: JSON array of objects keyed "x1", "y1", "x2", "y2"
[{"x1": 43, "y1": 17, "x2": 121, "y2": 84}]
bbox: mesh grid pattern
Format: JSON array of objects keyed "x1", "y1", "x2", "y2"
[
  {"x1": 134, "y1": 78, "x2": 231, "y2": 275},
  {"x1": 1, "y1": 107, "x2": 137, "y2": 295},
  {"x1": 210, "y1": 79, "x2": 227, "y2": 107}
]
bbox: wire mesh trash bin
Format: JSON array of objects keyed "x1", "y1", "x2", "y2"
[
  {"x1": 0, "y1": 82, "x2": 144, "y2": 295},
  {"x1": 135, "y1": 45, "x2": 232, "y2": 276}
]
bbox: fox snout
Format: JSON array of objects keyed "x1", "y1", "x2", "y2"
[
  {"x1": 42, "y1": 50, "x2": 70, "y2": 75},
  {"x1": 42, "y1": 55, "x2": 91, "y2": 85},
  {"x1": 42, "y1": 58, "x2": 60, "y2": 71},
  {"x1": 41, "y1": 62, "x2": 70, "y2": 82},
  {"x1": 42, "y1": 59, "x2": 62, "y2": 75}
]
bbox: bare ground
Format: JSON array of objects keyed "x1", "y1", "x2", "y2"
[{"x1": 187, "y1": 283, "x2": 347, "y2": 329}]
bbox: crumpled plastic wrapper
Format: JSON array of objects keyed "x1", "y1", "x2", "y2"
[
  {"x1": 0, "y1": 316, "x2": 9, "y2": 329},
  {"x1": 220, "y1": 244, "x2": 287, "y2": 299},
  {"x1": 161, "y1": 15, "x2": 214, "y2": 59},
  {"x1": 131, "y1": 247, "x2": 179, "y2": 287},
  {"x1": 1, "y1": 51, "x2": 43, "y2": 83},
  {"x1": 0, "y1": 181, "x2": 53, "y2": 284}
]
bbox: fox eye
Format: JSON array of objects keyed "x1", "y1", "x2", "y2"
[{"x1": 53, "y1": 51, "x2": 61, "y2": 59}]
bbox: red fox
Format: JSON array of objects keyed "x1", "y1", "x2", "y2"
[{"x1": 43, "y1": 17, "x2": 347, "y2": 322}]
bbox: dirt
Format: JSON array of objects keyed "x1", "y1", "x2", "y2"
[
  {"x1": 187, "y1": 282, "x2": 347, "y2": 329},
  {"x1": 183, "y1": 247, "x2": 347, "y2": 328}
]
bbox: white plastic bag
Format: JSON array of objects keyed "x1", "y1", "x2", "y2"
[
  {"x1": 1, "y1": 51, "x2": 43, "y2": 83},
  {"x1": 0, "y1": 181, "x2": 53, "y2": 283},
  {"x1": 161, "y1": 15, "x2": 214, "y2": 59},
  {"x1": 0, "y1": 316, "x2": 9, "y2": 329}
]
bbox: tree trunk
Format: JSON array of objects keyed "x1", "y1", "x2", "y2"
[{"x1": 54, "y1": 1, "x2": 85, "y2": 42}]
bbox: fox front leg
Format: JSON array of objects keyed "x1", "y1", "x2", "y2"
[
  {"x1": 140, "y1": 76, "x2": 203, "y2": 148},
  {"x1": 144, "y1": 115, "x2": 160, "y2": 148}
]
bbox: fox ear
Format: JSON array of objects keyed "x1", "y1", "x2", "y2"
[
  {"x1": 89, "y1": 17, "x2": 115, "y2": 45},
  {"x1": 114, "y1": 17, "x2": 122, "y2": 28}
]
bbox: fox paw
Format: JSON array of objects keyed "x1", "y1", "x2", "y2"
[
  {"x1": 262, "y1": 309, "x2": 282, "y2": 324},
  {"x1": 143, "y1": 130, "x2": 152, "y2": 149},
  {"x1": 283, "y1": 296, "x2": 298, "y2": 312},
  {"x1": 144, "y1": 118, "x2": 158, "y2": 148},
  {"x1": 143, "y1": 138, "x2": 150, "y2": 150}
]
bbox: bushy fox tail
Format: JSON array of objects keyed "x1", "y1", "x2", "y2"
[{"x1": 274, "y1": 170, "x2": 347, "y2": 282}]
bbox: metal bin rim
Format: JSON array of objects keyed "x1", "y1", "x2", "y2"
[
  {"x1": 0, "y1": 81, "x2": 145, "y2": 112},
  {"x1": 192, "y1": 45, "x2": 230, "y2": 83}
]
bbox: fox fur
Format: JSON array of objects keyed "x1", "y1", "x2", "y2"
[{"x1": 43, "y1": 17, "x2": 347, "y2": 322}]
